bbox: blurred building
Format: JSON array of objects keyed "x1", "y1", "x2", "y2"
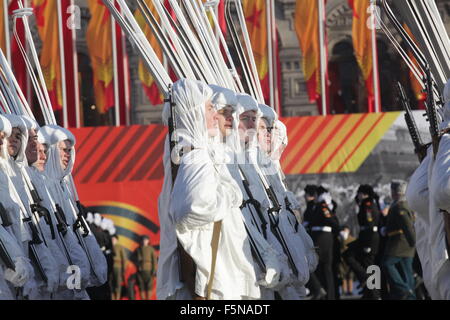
[{"x1": 30, "y1": 0, "x2": 450, "y2": 125}]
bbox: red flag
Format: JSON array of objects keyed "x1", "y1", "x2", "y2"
[
  {"x1": 9, "y1": 0, "x2": 29, "y2": 103},
  {"x1": 295, "y1": 0, "x2": 329, "y2": 115},
  {"x1": 135, "y1": 0, "x2": 163, "y2": 106},
  {"x1": 61, "y1": 0, "x2": 80, "y2": 127},
  {"x1": 218, "y1": 0, "x2": 226, "y2": 36},
  {"x1": 86, "y1": 0, "x2": 115, "y2": 114},
  {"x1": 33, "y1": 0, "x2": 63, "y2": 115},
  {"x1": 243, "y1": 0, "x2": 269, "y2": 102},
  {"x1": 349, "y1": 0, "x2": 379, "y2": 112},
  {"x1": 0, "y1": 0, "x2": 7, "y2": 55},
  {"x1": 114, "y1": 1, "x2": 130, "y2": 125},
  {"x1": 404, "y1": 24, "x2": 425, "y2": 110}
]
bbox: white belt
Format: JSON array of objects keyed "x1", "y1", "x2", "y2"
[
  {"x1": 361, "y1": 226, "x2": 378, "y2": 232},
  {"x1": 311, "y1": 226, "x2": 332, "y2": 232}
]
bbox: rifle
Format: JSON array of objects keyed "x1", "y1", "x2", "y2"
[
  {"x1": 397, "y1": 81, "x2": 430, "y2": 162},
  {"x1": 238, "y1": 165, "x2": 268, "y2": 238},
  {"x1": 20, "y1": 208, "x2": 48, "y2": 283},
  {"x1": 28, "y1": 242, "x2": 47, "y2": 283},
  {"x1": 166, "y1": 84, "x2": 198, "y2": 298},
  {"x1": 74, "y1": 201, "x2": 90, "y2": 238},
  {"x1": 29, "y1": 187, "x2": 56, "y2": 241},
  {"x1": 20, "y1": 169, "x2": 55, "y2": 244},
  {"x1": 22, "y1": 216, "x2": 43, "y2": 245},
  {"x1": 422, "y1": 67, "x2": 450, "y2": 258},
  {"x1": 235, "y1": 166, "x2": 268, "y2": 271},
  {"x1": 56, "y1": 203, "x2": 99, "y2": 281},
  {"x1": 54, "y1": 204, "x2": 68, "y2": 235},
  {"x1": 255, "y1": 170, "x2": 299, "y2": 278},
  {"x1": 63, "y1": 177, "x2": 103, "y2": 281},
  {"x1": 424, "y1": 66, "x2": 441, "y2": 159},
  {"x1": 0, "y1": 202, "x2": 12, "y2": 227},
  {"x1": 243, "y1": 223, "x2": 266, "y2": 272},
  {"x1": 21, "y1": 212, "x2": 47, "y2": 283},
  {"x1": 284, "y1": 196, "x2": 300, "y2": 232},
  {"x1": 5, "y1": 173, "x2": 48, "y2": 284},
  {"x1": 167, "y1": 84, "x2": 180, "y2": 185},
  {"x1": 53, "y1": 204, "x2": 74, "y2": 266},
  {"x1": 0, "y1": 237, "x2": 15, "y2": 271}
]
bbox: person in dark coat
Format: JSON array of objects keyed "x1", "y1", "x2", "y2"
[
  {"x1": 133, "y1": 235, "x2": 156, "y2": 300},
  {"x1": 86, "y1": 213, "x2": 112, "y2": 300},
  {"x1": 382, "y1": 180, "x2": 416, "y2": 300},
  {"x1": 309, "y1": 186, "x2": 340, "y2": 300},
  {"x1": 343, "y1": 184, "x2": 381, "y2": 299},
  {"x1": 338, "y1": 226, "x2": 357, "y2": 296},
  {"x1": 302, "y1": 185, "x2": 326, "y2": 299},
  {"x1": 111, "y1": 235, "x2": 127, "y2": 300}
]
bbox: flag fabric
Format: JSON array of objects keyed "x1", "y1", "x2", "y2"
[
  {"x1": 114, "y1": 1, "x2": 130, "y2": 125},
  {"x1": 294, "y1": 0, "x2": 321, "y2": 105},
  {"x1": 243, "y1": 0, "x2": 270, "y2": 103},
  {"x1": 33, "y1": 0, "x2": 79, "y2": 127},
  {"x1": 275, "y1": 27, "x2": 282, "y2": 113},
  {"x1": 349, "y1": 0, "x2": 375, "y2": 112},
  {"x1": 217, "y1": 0, "x2": 226, "y2": 36},
  {"x1": 408, "y1": 50, "x2": 425, "y2": 110},
  {"x1": 134, "y1": 0, "x2": 164, "y2": 106},
  {"x1": 404, "y1": 24, "x2": 425, "y2": 110},
  {"x1": 61, "y1": 0, "x2": 79, "y2": 127},
  {"x1": 163, "y1": 0, "x2": 177, "y2": 82},
  {"x1": 86, "y1": 0, "x2": 114, "y2": 114},
  {"x1": 33, "y1": 0, "x2": 63, "y2": 112},
  {"x1": 204, "y1": 0, "x2": 226, "y2": 37},
  {"x1": 9, "y1": 0, "x2": 29, "y2": 100},
  {"x1": 0, "y1": 0, "x2": 7, "y2": 55}
]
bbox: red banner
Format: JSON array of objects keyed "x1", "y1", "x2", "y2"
[{"x1": 72, "y1": 124, "x2": 166, "y2": 299}]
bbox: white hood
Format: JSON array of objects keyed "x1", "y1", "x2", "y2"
[
  {"x1": 439, "y1": 79, "x2": 450, "y2": 130},
  {"x1": 210, "y1": 84, "x2": 238, "y2": 111},
  {"x1": 40, "y1": 125, "x2": 76, "y2": 181},
  {"x1": 159, "y1": 79, "x2": 260, "y2": 299},
  {"x1": 0, "y1": 114, "x2": 12, "y2": 137},
  {"x1": 21, "y1": 115, "x2": 39, "y2": 131},
  {"x1": 3, "y1": 114, "x2": 28, "y2": 166},
  {"x1": 162, "y1": 78, "x2": 214, "y2": 152},
  {"x1": 0, "y1": 115, "x2": 12, "y2": 162},
  {"x1": 234, "y1": 93, "x2": 262, "y2": 158},
  {"x1": 258, "y1": 103, "x2": 278, "y2": 128}
]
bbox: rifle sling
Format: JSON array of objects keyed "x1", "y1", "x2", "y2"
[
  {"x1": 206, "y1": 221, "x2": 221, "y2": 300},
  {"x1": 441, "y1": 210, "x2": 450, "y2": 258},
  {"x1": 177, "y1": 240, "x2": 202, "y2": 299}
]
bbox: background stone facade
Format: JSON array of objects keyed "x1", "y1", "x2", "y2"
[{"x1": 40, "y1": 0, "x2": 450, "y2": 125}]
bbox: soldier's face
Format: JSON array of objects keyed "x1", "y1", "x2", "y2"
[
  {"x1": 7, "y1": 127, "x2": 22, "y2": 158},
  {"x1": 58, "y1": 140, "x2": 73, "y2": 170},
  {"x1": 205, "y1": 100, "x2": 219, "y2": 137},
  {"x1": 26, "y1": 129, "x2": 39, "y2": 165},
  {"x1": 0, "y1": 131, "x2": 5, "y2": 149},
  {"x1": 217, "y1": 106, "x2": 234, "y2": 137},
  {"x1": 258, "y1": 119, "x2": 272, "y2": 153},
  {"x1": 238, "y1": 110, "x2": 258, "y2": 143},
  {"x1": 35, "y1": 143, "x2": 47, "y2": 172},
  {"x1": 391, "y1": 189, "x2": 400, "y2": 201},
  {"x1": 143, "y1": 238, "x2": 149, "y2": 246}
]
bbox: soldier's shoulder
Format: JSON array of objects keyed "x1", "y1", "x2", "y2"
[
  {"x1": 391, "y1": 201, "x2": 410, "y2": 215},
  {"x1": 397, "y1": 200, "x2": 410, "y2": 211}
]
